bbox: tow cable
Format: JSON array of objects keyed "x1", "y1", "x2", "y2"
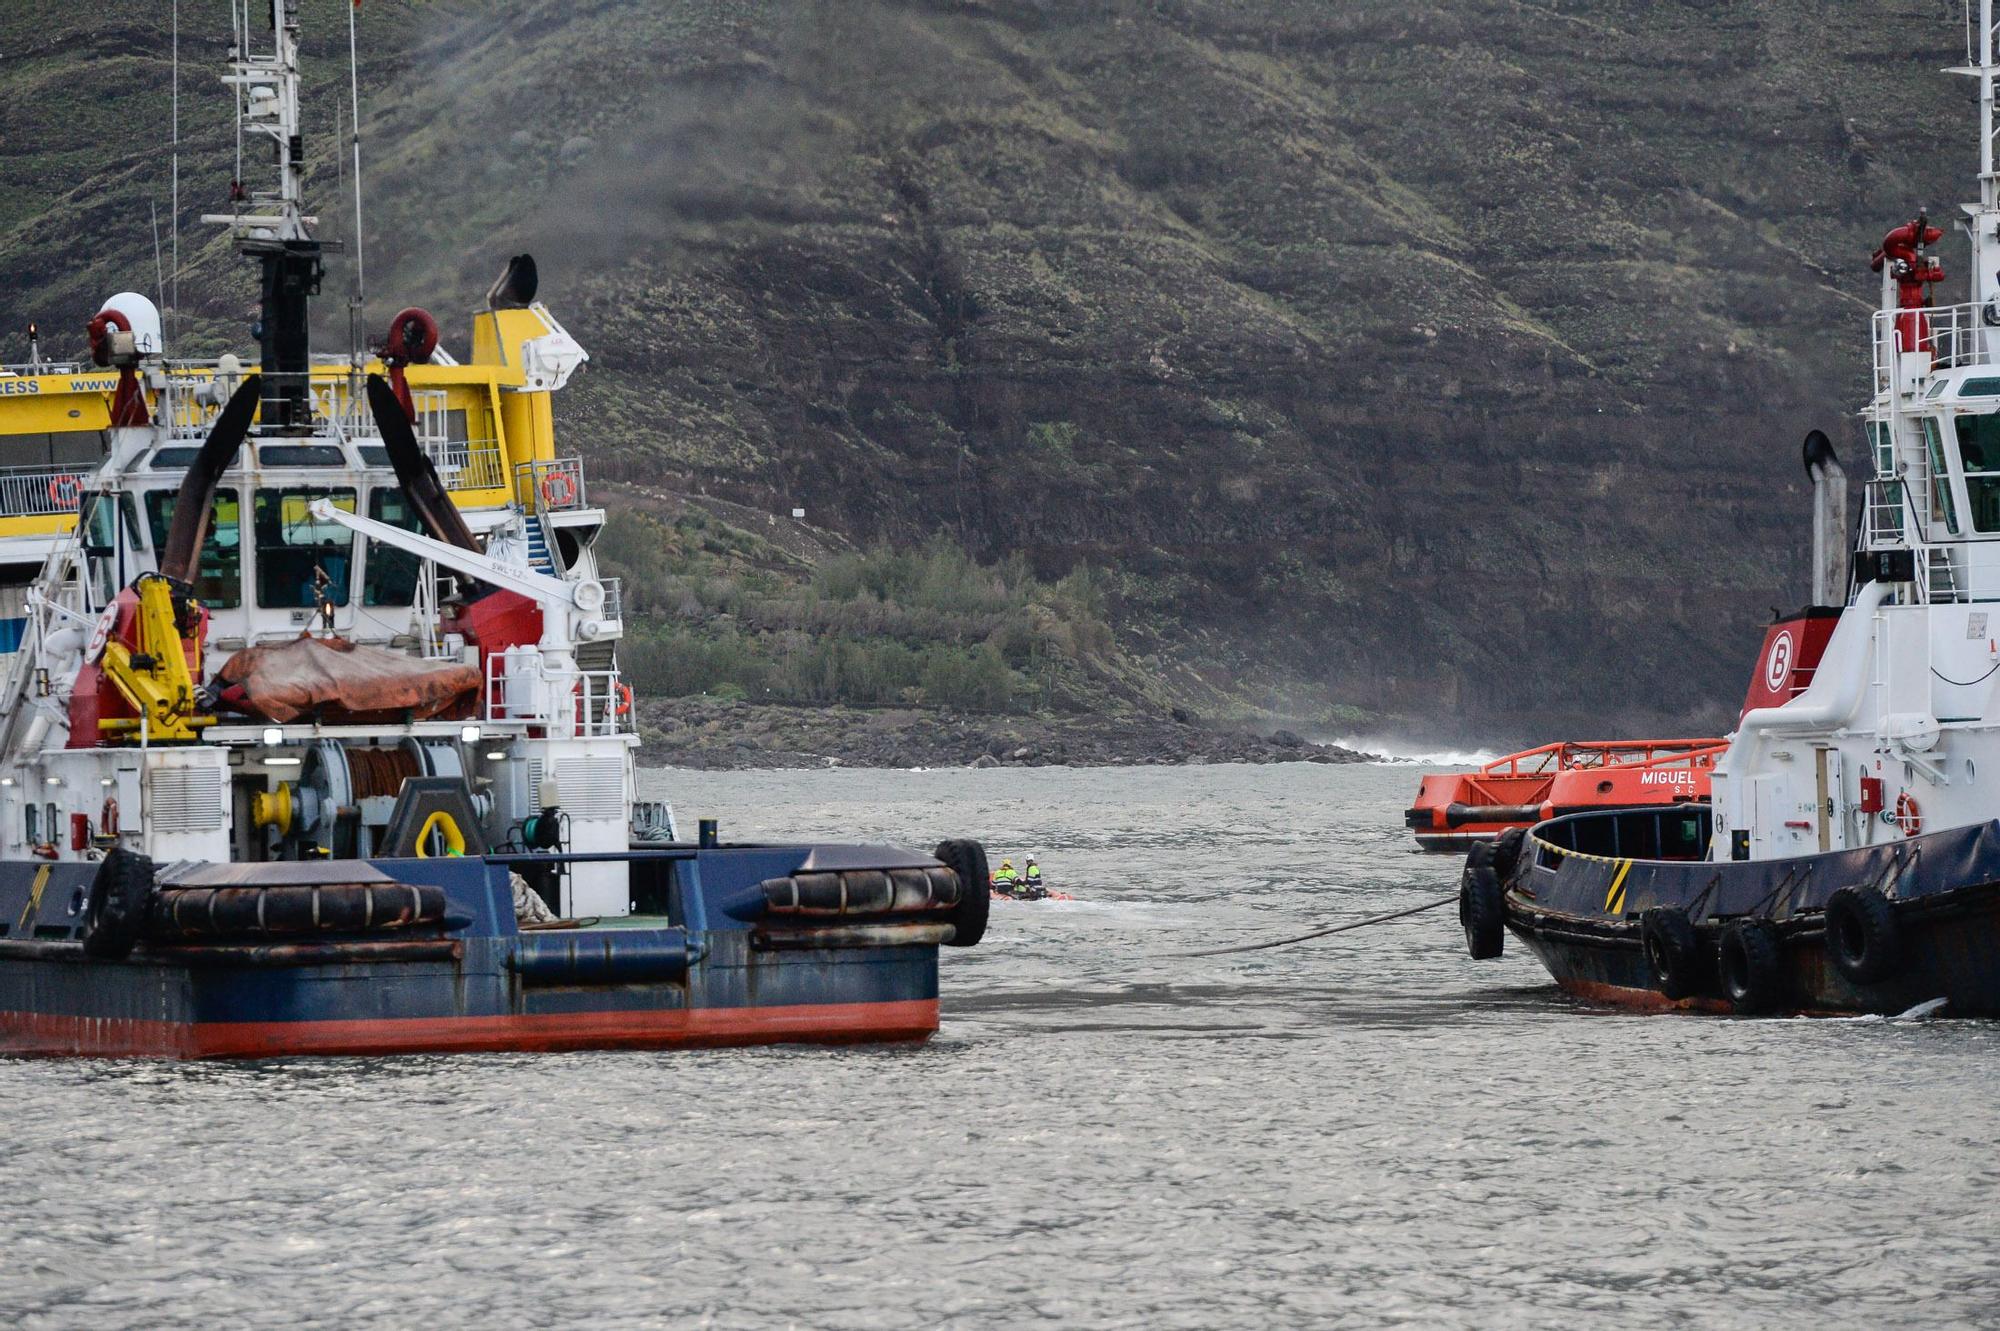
[{"x1": 1178, "y1": 894, "x2": 1458, "y2": 957}]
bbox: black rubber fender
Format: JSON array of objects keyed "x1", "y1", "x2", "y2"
[
  {"x1": 82, "y1": 847, "x2": 154, "y2": 960},
  {"x1": 1825, "y1": 885, "x2": 1900, "y2": 985},
  {"x1": 1489, "y1": 826, "x2": 1527, "y2": 882},
  {"x1": 1460, "y1": 841, "x2": 1505, "y2": 960},
  {"x1": 1641, "y1": 906, "x2": 1702, "y2": 1000},
  {"x1": 1719, "y1": 918, "x2": 1784, "y2": 1013},
  {"x1": 932, "y1": 839, "x2": 990, "y2": 948}
]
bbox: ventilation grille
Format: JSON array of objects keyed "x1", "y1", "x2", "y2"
[
  {"x1": 148, "y1": 766, "x2": 224, "y2": 832},
  {"x1": 555, "y1": 756, "x2": 625, "y2": 820}
]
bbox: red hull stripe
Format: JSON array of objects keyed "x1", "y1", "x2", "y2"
[{"x1": 0, "y1": 999, "x2": 940, "y2": 1059}]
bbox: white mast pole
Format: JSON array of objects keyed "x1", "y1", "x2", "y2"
[
  {"x1": 1979, "y1": 0, "x2": 1998, "y2": 307},
  {"x1": 170, "y1": 0, "x2": 179, "y2": 353},
  {"x1": 348, "y1": 0, "x2": 368, "y2": 369}
]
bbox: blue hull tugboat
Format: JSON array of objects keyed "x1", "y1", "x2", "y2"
[
  {"x1": 1459, "y1": 14, "x2": 2000, "y2": 1017},
  {"x1": 0, "y1": 3, "x2": 987, "y2": 1057}
]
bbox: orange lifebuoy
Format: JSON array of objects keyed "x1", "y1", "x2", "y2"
[
  {"x1": 48, "y1": 474, "x2": 80, "y2": 510},
  {"x1": 1895, "y1": 791, "x2": 1922, "y2": 837},
  {"x1": 573, "y1": 679, "x2": 634, "y2": 726},
  {"x1": 539, "y1": 469, "x2": 577, "y2": 510}
]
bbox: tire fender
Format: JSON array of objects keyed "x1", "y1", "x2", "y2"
[
  {"x1": 1824, "y1": 884, "x2": 1901, "y2": 985},
  {"x1": 933, "y1": 839, "x2": 991, "y2": 948},
  {"x1": 1719, "y1": 918, "x2": 1784, "y2": 1013},
  {"x1": 82, "y1": 847, "x2": 155, "y2": 960},
  {"x1": 1641, "y1": 906, "x2": 1702, "y2": 1000},
  {"x1": 1460, "y1": 841, "x2": 1505, "y2": 961}
]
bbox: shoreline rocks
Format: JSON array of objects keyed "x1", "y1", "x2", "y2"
[{"x1": 632, "y1": 699, "x2": 1376, "y2": 771}]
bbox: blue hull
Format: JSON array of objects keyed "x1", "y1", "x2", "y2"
[{"x1": 0, "y1": 850, "x2": 952, "y2": 1058}]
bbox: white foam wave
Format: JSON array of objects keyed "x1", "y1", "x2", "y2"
[{"x1": 1329, "y1": 734, "x2": 1501, "y2": 767}]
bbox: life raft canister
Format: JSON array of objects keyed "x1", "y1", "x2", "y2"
[{"x1": 1895, "y1": 790, "x2": 1922, "y2": 837}]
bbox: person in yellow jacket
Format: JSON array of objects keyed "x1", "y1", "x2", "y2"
[
  {"x1": 992, "y1": 859, "x2": 1020, "y2": 895},
  {"x1": 1022, "y1": 856, "x2": 1045, "y2": 899}
]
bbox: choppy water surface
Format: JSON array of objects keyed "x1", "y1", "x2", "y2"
[{"x1": 5, "y1": 764, "x2": 1998, "y2": 1329}]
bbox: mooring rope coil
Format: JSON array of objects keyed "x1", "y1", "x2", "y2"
[{"x1": 1177, "y1": 893, "x2": 1458, "y2": 957}]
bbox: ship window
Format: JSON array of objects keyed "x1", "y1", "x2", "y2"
[
  {"x1": 1928, "y1": 378, "x2": 1952, "y2": 399},
  {"x1": 1954, "y1": 413, "x2": 2000, "y2": 532},
  {"x1": 1961, "y1": 377, "x2": 2000, "y2": 397},
  {"x1": 255, "y1": 444, "x2": 345, "y2": 467},
  {"x1": 1922, "y1": 416, "x2": 1960, "y2": 534},
  {"x1": 143, "y1": 489, "x2": 242, "y2": 609},
  {"x1": 253, "y1": 487, "x2": 356, "y2": 609},
  {"x1": 362, "y1": 489, "x2": 425, "y2": 606},
  {"x1": 147, "y1": 447, "x2": 202, "y2": 470}
]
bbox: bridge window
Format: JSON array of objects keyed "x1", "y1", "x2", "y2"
[
  {"x1": 1955, "y1": 414, "x2": 2000, "y2": 533},
  {"x1": 253, "y1": 488, "x2": 356, "y2": 609},
  {"x1": 1923, "y1": 417, "x2": 1960, "y2": 534},
  {"x1": 362, "y1": 489, "x2": 425, "y2": 607},
  {"x1": 1962, "y1": 377, "x2": 2000, "y2": 397},
  {"x1": 143, "y1": 489, "x2": 241, "y2": 609}
]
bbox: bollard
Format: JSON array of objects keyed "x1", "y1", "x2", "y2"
[{"x1": 698, "y1": 818, "x2": 719, "y2": 849}]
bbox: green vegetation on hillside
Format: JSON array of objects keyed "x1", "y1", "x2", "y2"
[{"x1": 596, "y1": 508, "x2": 1121, "y2": 713}]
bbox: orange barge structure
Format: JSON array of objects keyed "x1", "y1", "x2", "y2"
[{"x1": 1404, "y1": 739, "x2": 1724, "y2": 852}]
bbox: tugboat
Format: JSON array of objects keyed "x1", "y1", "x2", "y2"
[
  {"x1": 0, "y1": 2, "x2": 989, "y2": 1057},
  {"x1": 1404, "y1": 738, "x2": 1723, "y2": 852},
  {"x1": 1461, "y1": 20, "x2": 2000, "y2": 1016}
]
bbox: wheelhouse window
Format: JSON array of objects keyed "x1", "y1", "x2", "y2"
[
  {"x1": 362, "y1": 489, "x2": 425, "y2": 607},
  {"x1": 1955, "y1": 412, "x2": 2000, "y2": 533},
  {"x1": 253, "y1": 488, "x2": 356, "y2": 609},
  {"x1": 82, "y1": 492, "x2": 145, "y2": 609},
  {"x1": 1922, "y1": 417, "x2": 1961, "y2": 534},
  {"x1": 143, "y1": 489, "x2": 241, "y2": 609}
]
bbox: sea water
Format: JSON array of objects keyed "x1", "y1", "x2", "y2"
[{"x1": 3, "y1": 764, "x2": 1996, "y2": 1328}]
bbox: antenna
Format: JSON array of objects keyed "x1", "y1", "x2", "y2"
[
  {"x1": 347, "y1": 0, "x2": 368, "y2": 366},
  {"x1": 151, "y1": 202, "x2": 167, "y2": 320},
  {"x1": 170, "y1": 0, "x2": 179, "y2": 353}
]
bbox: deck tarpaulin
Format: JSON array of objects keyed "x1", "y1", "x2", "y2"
[{"x1": 216, "y1": 635, "x2": 480, "y2": 723}]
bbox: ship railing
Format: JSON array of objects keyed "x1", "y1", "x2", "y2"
[
  {"x1": 516, "y1": 457, "x2": 587, "y2": 513},
  {"x1": 0, "y1": 360, "x2": 90, "y2": 377},
  {"x1": 1858, "y1": 478, "x2": 1982, "y2": 603},
  {"x1": 0, "y1": 464, "x2": 97, "y2": 518},
  {"x1": 482, "y1": 650, "x2": 632, "y2": 738},
  {"x1": 425, "y1": 437, "x2": 507, "y2": 492},
  {"x1": 1861, "y1": 479, "x2": 1911, "y2": 549},
  {"x1": 1477, "y1": 739, "x2": 1724, "y2": 778},
  {"x1": 1871, "y1": 302, "x2": 2000, "y2": 394}
]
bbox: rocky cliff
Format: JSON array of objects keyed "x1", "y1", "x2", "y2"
[{"x1": 0, "y1": 1, "x2": 1975, "y2": 741}]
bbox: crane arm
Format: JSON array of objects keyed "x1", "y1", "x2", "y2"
[{"x1": 306, "y1": 499, "x2": 614, "y2": 636}]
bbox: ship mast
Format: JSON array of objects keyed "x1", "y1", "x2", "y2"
[
  {"x1": 1956, "y1": 0, "x2": 2000, "y2": 310},
  {"x1": 202, "y1": 0, "x2": 325, "y2": 434}
]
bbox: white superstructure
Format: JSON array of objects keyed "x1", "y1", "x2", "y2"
[
  {"x1": 1710, "y1": 5, "x2": 2000, "y2": 861},
  {"x1": 0, "y1": 0, "x2": 664, "y2": 917}
]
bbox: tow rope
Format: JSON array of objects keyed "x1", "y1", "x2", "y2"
[{"x1": 1178, "y1": 893, "x2": 1457, "y2": 957}]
